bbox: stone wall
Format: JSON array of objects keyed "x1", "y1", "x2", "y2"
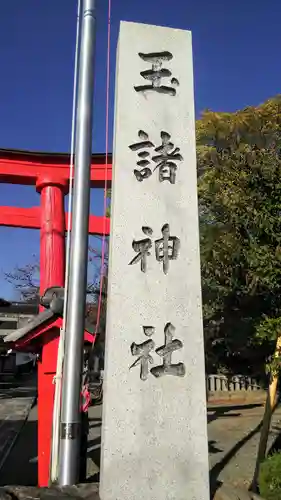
[{"x1": 207, "y1": 374, "x2": 267, "y2": 403}]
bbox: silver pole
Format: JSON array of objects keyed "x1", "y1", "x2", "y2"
[{"x1": 58, "y1": 0, "x2": 96, "y2": 486}]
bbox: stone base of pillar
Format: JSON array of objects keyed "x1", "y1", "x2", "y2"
[
  {"x1": 1, "y1": 483, "x2": 99, "y2": 500},
  {"x1": 0, "y1": 483, "x2": 265, "y2": 500}
]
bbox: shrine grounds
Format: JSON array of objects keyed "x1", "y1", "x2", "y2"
[{"x1": 1, "y1": 384, "x2": 281, "y2": 495}]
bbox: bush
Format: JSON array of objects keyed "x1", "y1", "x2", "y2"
[{"x1": 259, "y1": 452, "x2": 281, "y2": 499}]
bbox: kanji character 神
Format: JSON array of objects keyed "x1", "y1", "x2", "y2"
[
  {"x1": 129, "y1": 226, "x2": 153, "y2": 273},
  {"x1": 155, "y1": 224, "x2": 180, "y2": 275},
  {"x1": 129, "y1": 224, "x2": 180, "y2": 274}
]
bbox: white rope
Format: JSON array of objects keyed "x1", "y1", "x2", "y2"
[{"x1": 50, "y1": 0, "x2": 81, "y2": 482}]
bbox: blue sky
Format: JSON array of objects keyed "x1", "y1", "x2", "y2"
[{"x1": 0, "y1": 0, "x2": 280, "y2": 299}]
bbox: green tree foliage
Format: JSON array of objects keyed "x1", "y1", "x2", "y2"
[
  {"x1": 259, "y1": 452, "x2": 281, "y2": 499},
  {"x1": 197, "y1": 96, "x2": 281, "y2": 376}
]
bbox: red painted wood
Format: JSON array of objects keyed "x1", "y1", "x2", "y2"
[
  {"x1": 13, "y1": 317, "x2": 95, "y2": 350},
  {"x1": 36, "y1": 179, "x2": 66, "y2": 487},
  {"x1": 0, "y1": 155, "x2": 112, "y2": 187},
  {"x1": 0, "y1": 150, "x2": 111, "y2": 486},
  {"x1": 37, "y1": 180, "x2": 67, "y2": 289},
  {"x1": 0, "y1": 206, "x2": 110, "y2": 235},
  {"x1": 67, "y1": 211, "x2": 110, "y2": 236},
  {"x1": 14, "y1": 318, "x2": 61, "y2": 351},
  {"x1": 0, "y1": 206, "x2": 40, "y2": 228}
]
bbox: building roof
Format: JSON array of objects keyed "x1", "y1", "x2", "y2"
[
  {"x1": 1, "y1": 300, "x2": 100, "y2": 344},
  {"x1": 0, "y1": 298, "x2": 11, "y2": 307},
  {"x1": 0, "y1": 301, "x2": 39, "y2": 315},
  {"x1": 4, "y1": 309, "x2": 54, "y2": 343}
]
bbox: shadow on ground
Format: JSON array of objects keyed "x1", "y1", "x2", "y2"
[
  {"x1": 207, "y1": 402, "x2": 279, "y2": 497},
  {"x1": 209, "y1": 419, "x2": 264, "y2": 495},
  {"x1": 1, "y1": 399, "x2": 279, "y2": 499},
  {"x1": 0, "y1": 372, "x2": 38, "y2": 486},
  {"x1": 0, "y1": 415, "x2": 38, "y2": 486},
  {"x1": 0, "y1": 409, "x2": 103, "y2": 487},
  {"x1": 207, "y1": 403, "x2": 263, "y2": 424},
  {"x1": 85, "y1": 415, "x2": 102, "y2": 483},
  {"x1": 267, "y1": 423, "x2": 281, "y2": 456},
  {"x1": 0, "y1": 376, "x2": 37, "y2": 400}
]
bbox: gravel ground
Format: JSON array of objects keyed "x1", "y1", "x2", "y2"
[
  {"x1": 0, "y1": 373, "x2": 37, "y2": 485},
  {"x1": 208, "y1": 401, "x2": 281, "y2": 489},
  {"x1": 2, "y1": 391, "x2": 281, "y2": 491}
]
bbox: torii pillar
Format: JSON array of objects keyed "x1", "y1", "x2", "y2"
[
  {"x1": 36, "y1": 175, "x2": 67, "y2": 486},
  {"x1": 0, "y1": 149, "x2": 112, "y2": 486}
]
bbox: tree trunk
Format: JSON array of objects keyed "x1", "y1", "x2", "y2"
[{"x1": 251, "y1": 336, "x2": 281, "y2": 492}]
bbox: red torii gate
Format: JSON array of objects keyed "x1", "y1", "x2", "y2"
[{"x1": 0, "y1": 149, "x2": 112, "y2": 486}]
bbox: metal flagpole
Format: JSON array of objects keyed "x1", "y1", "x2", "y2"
[{"x1": 58, "y1": 0, "x2": 96, "y2": 486}]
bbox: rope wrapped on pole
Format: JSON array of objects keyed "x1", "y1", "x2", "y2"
[{"x1": 58, "y1": 0, "x2": 97, "y2": 486}]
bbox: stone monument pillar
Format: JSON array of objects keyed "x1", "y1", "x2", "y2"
[{"x1": 100, "y1": 21, "x2": 209, "y2": 500}]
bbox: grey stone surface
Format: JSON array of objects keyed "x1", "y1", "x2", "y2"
[
  {"x1": 0, "y1": 484, "x2": 266, "y2": 500},
  {"x1": 0, "y1": 489, "x2": 11, "y2": 500},
  {"x1": 0, "y1": 403, "x2": 38, "y2": 486},
  {"x1": 0, "y1": 375, "x2": 37, "y2": 475},
  {"x1": 100, "y1": 21, "x2": 209, "y2": 500},
  {"x1": 3, "y1": 484, "x2": 99, "y2": 499}
]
